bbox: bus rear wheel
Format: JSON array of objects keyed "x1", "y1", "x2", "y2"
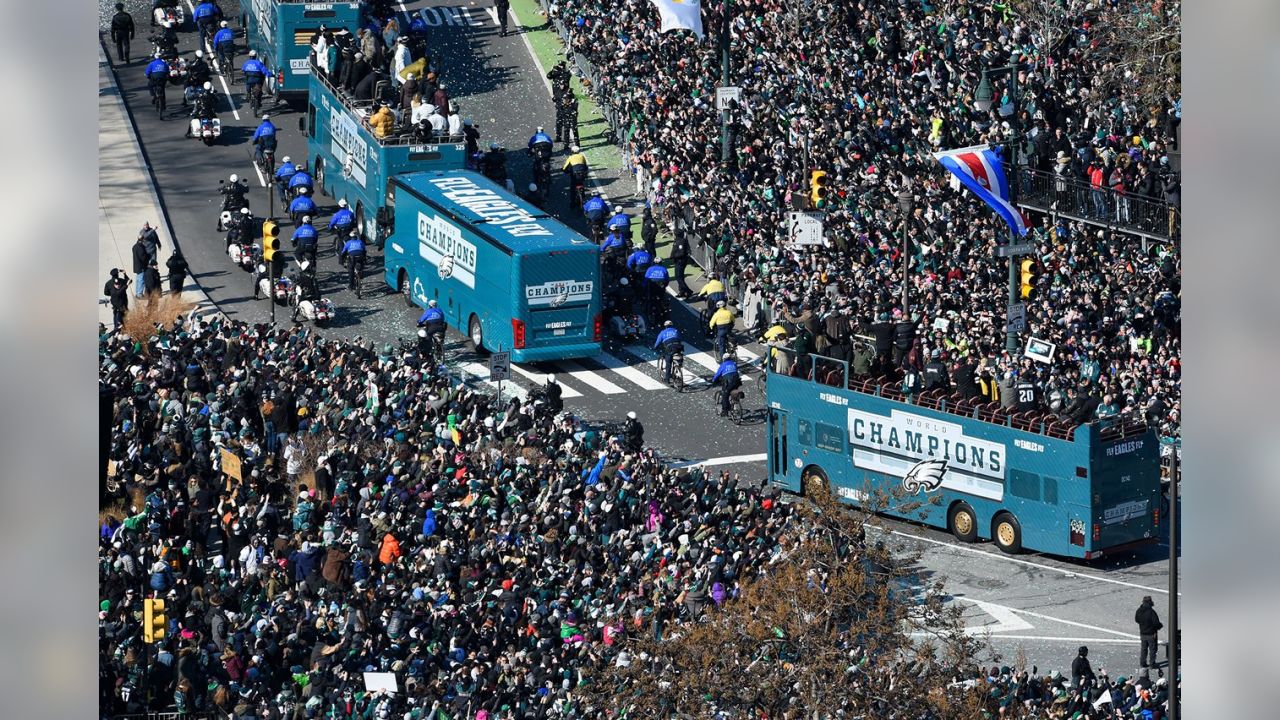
[
  {"x1": 948, "y1": 503, "x2": 978, "y2": 543},
  {"x1": 992, "y1": 513, "x2": 1023, "y2": 554},
  {"x1": 399, "y1": 271, "x2": 415, "y2": 309},
  {"x1": 801, "y1": 466, "x2": 830, "y2": 501},
  {"x1": 468, "y1": 315, "x2": 485, "y2": 353}
]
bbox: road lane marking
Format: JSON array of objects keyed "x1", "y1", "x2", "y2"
[
  {"x1": 185, "y1": 0, "x2": 240, "y2": 120},
  {"x1": 460, "y1": 361, "x2": 527, "y2": 401},
  {"x1": 511, "y1": 365, "x2": 582, "y2": 397},
  {"x1": 667, "y1": 454, "x2": 767, "y2": 469},
  {"x1": 628, "y1": 345, "x2": 704, "y2": 388},
  {"x1": 963, "y1": 598, "x2": 1034, "y2": 635},
  {"x1": 555, "y1": 360, "x2": 625, "y2": 394},
  {"x1": 592, "y1": 353, "x2": 665, "y2": 390}
]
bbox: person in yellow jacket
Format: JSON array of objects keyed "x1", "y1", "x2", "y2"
[
  {"x1": 368, "y1": 103, "x2": 396, "y2": 139},
  {"x1": 699, "y1": 274, "x2": 726, "y2": 305},
  {"x1": 708, "y1": 300, "x2": 734, "y2": 358}
]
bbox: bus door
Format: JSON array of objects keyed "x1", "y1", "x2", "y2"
[{"x1": 769, "y1": 409, "x2": 794, "y2": 488}]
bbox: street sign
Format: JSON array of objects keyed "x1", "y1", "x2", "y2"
[
  {"x1": 1006, "y1": 303, "x2": 1027, "y2": 333},
  {"x1": 715, "y1": 86, "x2": 741, "y2": 111},
  {"x1": 994, "y1": 243, "x2": 1036, "y2": 257},
  {"x1": 489, "y1": 352, "x2": 511, "y2": 381},
  {"x1": 788, "y1": 212, "x2": 825, "y2": 246},
  {"x1": 1023, "y1": 336, "x2": 1056, "y2": 364}
]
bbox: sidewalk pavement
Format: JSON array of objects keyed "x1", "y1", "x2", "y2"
[{"x1": 99, "y1": 44, "x2": 218, "y2": 328}]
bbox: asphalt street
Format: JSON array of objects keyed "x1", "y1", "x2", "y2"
[{"x1": 103, "y1": 0, "x2": 1179, "y2": 680}]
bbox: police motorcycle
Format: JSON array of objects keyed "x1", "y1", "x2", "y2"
[
  {"x1": 228, "y1": 238, "x2": 259, "y2": 271},
  {"x1": 152, "y1": 0, "x2": 185, "y2": 28},
  {"x1": 255, "y1": 264, "x2": 295, "y2": 303},
  {"x1": 224, "y1": 209, "x2": 259, "y2": 271},
  {"x1": 288, "y1": 261, "x2": 335, "y2": 325},
  {"x1": 148, "y1": 31, "x2": 179, "y2": 62},
  {"x1": 528, "y1": 128, "x2": 554, "y2": 196},
  {"x1": 604, "y1": 276, "x2": 646, "y2": 343},
  {"x1": 185, "y1": 82, "x2": 222, "y2": 145},
  {"x1": 216, "y1": 175, "x2": 250, "y2": 230}
]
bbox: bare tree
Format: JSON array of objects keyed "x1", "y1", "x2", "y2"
[
  {"x1": 581, "y1": 488, "x2": 997, "y2": 718},
  {"x1": 1010, "y1": 0, "x2": 1076, "y2": 66},
  {"x1": 1083, "y1": 1, "x2": 1182, "y2": 111}
]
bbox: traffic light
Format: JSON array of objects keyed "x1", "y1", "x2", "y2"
[
  {"x1": 809, "y1": 170, "x2": 829, "y2": 208},
  {"x1": 143, "y1": 598, "x2": 166, "y2": 644},
  {"x1": 1019, "y1": 257, "x2": 1037, "y2": 299},
  {"x1": 262, "y1": 221, "x2": 280, "y2": 262}
]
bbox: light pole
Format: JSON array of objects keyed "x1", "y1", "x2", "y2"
[
  {"x1": 896, "y1": 180, "x2": 913, "y2": 319},
  {"x1": 974, "y1": 62, "x2": 1022, "y2": 353},
  {"x1": 720, "y1": 1, "x2": 731, "y2": 164},
  {"x1": 1168, "y1": 450, "x2": 1180, "y2": 719}
]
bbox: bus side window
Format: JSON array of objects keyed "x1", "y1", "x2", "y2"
[
  {"x1": 1043, "y1": 476, "x2": 1059, "y2": 506},
  {"x1": 797, "y1": 419, "x2": 813, "y2": 447},
  {"x1": 1010, "y1": 470, "x2": 1041, "y2": 501},
  {"x1": 305, "y1": 104, "x2": 316, "y2": 138}
]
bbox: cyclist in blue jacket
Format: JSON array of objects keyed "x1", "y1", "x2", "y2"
[
  {"x1": 329, "y1": 199, "x2": 356, "y2": 238},
  {"x1": 339, "y1": 232, "x2": 367, "y2": 293},
  {"x1": 192, "y1": 1, "x2": 222, "y2": 41},
  {"x1": 712, "y1": 354, "x2": 742, "y2": 417},
  {"x1": 273, "y1": 156, "x2": 296, "y2": 203},
  {"x1": 145, "y1": 53, "x2": 170, "y2": 114},
  {"x1": 288, "y1": 187, "x2": 317, "y2": 225},
  {"x1": 288, "y1": 165, "x2": 314, "y2": 197},
  {"x1": 212, "y1": 20, "x2": 235, "y2": 70},
  {"x1": 251, "y1": 114, "x2": 277, "y2": 166},
  {"x1": 583, "y1": 192, "x2": 607, "y2": 224},
  {"x1": 653, "y1": 321, "x2": 683, "y2": 384},
  {"x1": 606, "y1": 206, "x2": 631, "y2": 242}
]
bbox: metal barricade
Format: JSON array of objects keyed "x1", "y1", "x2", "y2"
[{"x1": 1012, "y1": 166, "x2": 1180, "y2": 244}]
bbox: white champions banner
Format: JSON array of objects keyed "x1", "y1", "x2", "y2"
[
  {"x1": 651, "y1": 0, "x2": 705, "y2": 40},
  {"x1": 418, "y1": 212, "x2": 477, "y2": 289}
]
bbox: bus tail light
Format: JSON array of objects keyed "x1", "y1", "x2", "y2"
[
  {"x1": 1092, "y1": 523, "x2": 1101, "y2": 541},
  {"x1": 1152, "y1": 507, "x2": 1160, "y2": 528},
  {"x1": 512, "y1": 319, "x2": 526, "y2": 349},
  {"x1": 277, "y1": 71, "x2": 285, "y2": 87},
  {"x1": 592, "y1": 314, "x2": 602, "y2": 342}
]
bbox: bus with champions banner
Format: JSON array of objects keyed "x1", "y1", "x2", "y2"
[
  {"x1": 243, "y1": 0, "x2": 364, "y2": 96},
  {"x1": 764, "y1": 348, "x2": 1162, "y2": 559}
]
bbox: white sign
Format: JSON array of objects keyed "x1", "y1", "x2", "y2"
[
  {"x1": 526, "y1": 280, "x2": 593, "y2": 307},
  {"x1": 489, "y1": 352, "x2": 511, "y2": 381},
  {"x1": 716, "y1": 86, "x2": 742, "y2": 111},
  {"x1": 289, "y1": 58, "x2": 310, "y2": 75},
  {"x1": 418, "y1": 212, "x2": 477, "y2": 289},
  {"x1": 362, "y1": 672, "x2": 399, "y2": 694},
  {"x1": 1023, "y1": 336, "x2": 1056, "y2": 364},
  {"x1": 329, "y1": 109, "x2": 369, "y2": 188},
  {"x1": 428, "y1": 176, "x2": 553, "y2": 238},
  {"x1": 787, "y1": 212, "x2": 824, "y2": 246},
  {"x1": 848, "y1": 407, "x2": 1006, "y2": 501}
]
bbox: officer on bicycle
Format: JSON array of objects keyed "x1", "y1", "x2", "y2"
[
  {"x1": 242, "y1": 50, "x2": 268, "y2": 103},
  {"x1": 527, "y1": 126, "x2": 553, "y2": 158},
  {"x1": 192, "y1": 1, "x2": 222, "y2": 41},
  {"x1": 583, "y1": 190, "x2": 607, "y2": 238},
  {"x1": 212, "y1": 20, "x2": 234, "y2": 68},
  {"x1": 606, "y1": 206, "x2": 631, "y2": 244},
  {"x1": 417, "y1": 300, "x2": 447, "y2": 359},
  {"x1": 292, "y1": 216, "x2": 319, "y2": 265},
  {"x1": 145, "y1": 53, "x2": 170, "y2": 115},
  {"x1": 339, "y1": 231, "x2": 366, "y2": 294},
  {"x1": 274, "y1": 156, "x2": 296, "y2": 203},
  {"x1": 329, "y1": 199, "x2": 356, "y2": 240},
  {"x1": 708, "y1": 300, "x2": 734, "y2": 358},
  {"x1": 288, "y1": 187, "x2": 317, "y2": 226},
  {"x1": 287, "y1": 164, "x2": 314, "y2": 198},
  {"x1": 699, "y1": 272, "x2": 726, "y2": 306},
  {"x1": 642, "y1": 262, "x2": 670, "y2": 318},
  {"x1": 252, "y1": 114, "x2": 277, "y2": 166},
  {"x1": 712, "y1": 353, "x2": 742, "y2": 417},
  {"x1": 653, "y1": 321, "x2": 683, "y2": 384}
]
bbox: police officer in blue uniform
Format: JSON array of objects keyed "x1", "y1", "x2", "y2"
[
  {"x1": 192, "y1": 1, "x2": 222, "y2": 41},
  {"x1": 653, "y1": 321, "x2": 683, "y2": 384},
  {"x1": 292, "y1": 216, "x2": 319, "y2": 265},
  {"x1": 339, "y1": 231, "x2": 367, "y2": 295},
  {"x1": 287, "y1": 164, "x2": 314, "y2": 198},
  {"x1": 528, "y1": 126, "x2": 553, "y2": 158},
  {"x1": 417, "y1": 300, "x2": 447, "y2": 358},
  {"x1": 212, "y1": 20, "x2": 235, "y2": 73},
  {"x1": 145, "y1": 53, "x2": 170, "y2": 116},
  {"x1": 251, "y1": 114, "x2": 277, "y2": 167},
  {"x1": 288, "y1": 187, "x2": 317, "y2": 226},
  {"x1": 712, "y1": 354, "x2": 742, "y2": 417},
  {"x1": 606, "y1": 206, "x2": 631, "y2": 244},
  {"x1": 583, "y1": 191, "x2": 607, "y2": 238},
  {"x1": 329, "y1": 199, "x2": 356, "y2": 241},
  {"x1": 274, "y1": 156, "x2": 297, "y2": 204}
]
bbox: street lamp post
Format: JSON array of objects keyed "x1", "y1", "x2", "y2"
[
  {"x1": 897, "y1": 181, "x2": 914, "y2": 319},
  {"x1": 975, "y1": 62, "x2": 1022, "y2": 353}
]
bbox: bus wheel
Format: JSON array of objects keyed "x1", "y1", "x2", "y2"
[
  {"x1": 992, "y1": 513, "x2": 1023, "y2": 554},
  {"x1": 355, "y1": 202, "x2": 366, "y2": 239},
  {"x1": 801, "y1": 466, "x2": 830, "y2": 501},
  {"x1": 399, "y1": 271, "x2": 415, "y2": 309},
  {"x1": 947, "y1": 503, "x2": 978, "y2": 543},
  {"x1": 314, "y1": 157, "x2": 326, "y2": 196},
  {"x1": 468, "y1": 314, "x2": 485, "y2": 353}
]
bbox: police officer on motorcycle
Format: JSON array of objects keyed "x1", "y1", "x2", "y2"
[
  {"x1": 712, "y1": 353, "x2": 742, "y2": 417},
  {"x1": 622, "y1": 411, "x2": 644, "y2": 453},
  {"x1": 653, "y1": 321, "x2": 684, "y2": 384},
  {"x1": 217, "y1": 174, "x2": 248, "y2": 228},
  {"x1": 288, "y1": 187, "x2": 317, "y2": 226},
  {"x1": 225, "y1": 206, "x2": 253, "y2": 249},
  {"x1": 185, "y1": 50, "x2": 212, "y2": 103},
  {"x1": 339, "y1": 231, "x2": 367, "y2": 295},
  {"x1": 252, "y1": 114, "x2": 277, "y2": 166},
  {"x1": 293, "y1": 260, "x2": 321, "y2": 305},
  {"x1": 190, "y1": 81, "x2": 216, "y2": 119}
]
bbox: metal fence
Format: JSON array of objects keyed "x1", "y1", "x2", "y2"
[{"x1": 1010, "y1": 166, "x2": 1180, "y2": 245}]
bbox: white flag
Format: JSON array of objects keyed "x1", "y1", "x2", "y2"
[
  {"x1": 651, "y1": 0, "x2": 705, "y2": 40},
  {"x1": 1092, "y1": 689, "x2": 1113, "y2": 709}
]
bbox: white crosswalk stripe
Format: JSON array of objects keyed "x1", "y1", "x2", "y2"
[
  {"x1": 592, "y1": 352, "x2": 666, "y2": 390},
  {"x1": 629, "y1": 346, "x2": 707, "y2": 388},
  {"x1": 460, "y1": 362, "x2": 528, "y2": 401},
  {"x1": 556, "y1": 360, "x2": 626, "y2": 394},
  {"x1": 510, "y1": 364, "x2": 583, "y2": 397}
]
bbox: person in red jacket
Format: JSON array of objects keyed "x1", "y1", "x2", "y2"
[{"x1": 378, "y1": 532, "x2": 401, "y2": 565}]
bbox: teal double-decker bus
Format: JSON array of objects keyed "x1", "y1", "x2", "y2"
[
  {"x1": 303, "y1": 68, "x2": 467, "y2": 244},
  {"x1": 383, "y1": 171, "x2": 602, "y2": 362},
  {"x1": 764, "y1": 350, "x2": 1162, "y2": 559},
  {"x1": 244, "y1": 0, "x2": 363, "y2": 96}
]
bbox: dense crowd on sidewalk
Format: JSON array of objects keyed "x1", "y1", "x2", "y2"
[{"x1": 550, "y1": 0, "x2": 1181, "y2": 439}]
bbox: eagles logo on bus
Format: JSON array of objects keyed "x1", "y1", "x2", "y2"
[
  {"x1": 437, "y1": 254, "x2": 455, "y2": 280},
  {"x1": 901, "y1": 459, "x2": 947, "y2": 494}
]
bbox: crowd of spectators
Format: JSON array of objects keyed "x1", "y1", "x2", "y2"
[
  {"x1": 549, "y1": 0, "x2": 1181, "y2": 439},
  {"x1": 956, "y1": 658, "x2": 1175, "y2": 719},
  {"x1": 98, "y1": 317, "x2": 798, "y2": 718}
]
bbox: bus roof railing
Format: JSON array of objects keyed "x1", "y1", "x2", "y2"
[
  {"x1": 310, "y1": 63, "x2": 465, "y2": 148},
  {"x1": 763, "y1": 346, "x2": 1149, "y2": 442}
]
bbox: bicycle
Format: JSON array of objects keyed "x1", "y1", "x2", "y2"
[
  {"x1": 247, "y1": 82, "x2": 264, "y2": 117},
  {"x1": 347, "y1": 256, "x2": 365, "y2": 299},
  {"x1": 659, "y1": 350, "x2": 685, "y2": 392},
  {"x1": 256, "y1": 146, "x2": 275, "y2": 177},
  {"x1": 715, "y1": 385, "x2": 745, "y2": 424},
  {"x1": 216, "y1": 46, "x2": 235, "y2": 80}
]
